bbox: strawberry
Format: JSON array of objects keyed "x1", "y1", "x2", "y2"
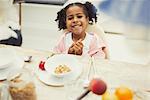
[{"x1": 39, "y1": 61, "x2": 45, "y2": 71}]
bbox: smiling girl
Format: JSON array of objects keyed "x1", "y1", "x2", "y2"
[{"x1": 54, "y1": 1, "x2": 108, "y2": 59}]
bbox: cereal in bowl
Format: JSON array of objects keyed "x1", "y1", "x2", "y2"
[{"x1": 54, "y1": 64, "x2": 71, "y2": 74}]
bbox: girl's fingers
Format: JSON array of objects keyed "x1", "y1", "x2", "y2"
[
  {"x1": 76, "y1": 39, "x2": 82, "y2": 44},
  {"x1": 73, "y1": 44, "x2": 83, "y2": 55},
  {"x1": 77, "y1": 39, "x2": 82, "y2": 42},
  {"x1": 70, "y1": 43, "x2": 75, "y2": 48},
  {"x1": 69, "y1": 39, "x2": 83, "y2": 55},
  {"x1": 75, "y1": 42, "x2": 83, "y2": 48},
  {"x1": 74, "y1": 44, "x2": 81, "y2": 50},
  {"x1": 68, "y1": 47, "x2": 75, "y2": 54},
  {"x1": 74, "y1": 44, "x2": 82, "y2": 52}
]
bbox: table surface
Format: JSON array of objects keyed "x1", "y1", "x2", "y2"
[{"x1": 0, "y1": 45, "x2": 149, "y2": 100}]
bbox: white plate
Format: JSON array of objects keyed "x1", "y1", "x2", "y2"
[
  {"x1": 0, "y1": 48, "x2": 15, "y2": 69},
  {"x1": 36, "y1": 54, "x2": 83, "y2": 86},
  {"x1": 0, "y1": 55, "x2": 24, "y2": 80}
]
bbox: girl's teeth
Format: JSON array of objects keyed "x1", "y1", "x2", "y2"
[{"x1": 73, "y1": 25, "x2": 82, "y2": 34}]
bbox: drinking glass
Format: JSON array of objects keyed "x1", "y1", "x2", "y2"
[
  {"x1": 64, "y1": 78, "x2": 85, "y2": 100},
  {"x1": 0, "y1": 83, "x2": 9, "y2": 100},
  {"x1": 7, "y1": 68, "x2": 37, "y2": 100}
]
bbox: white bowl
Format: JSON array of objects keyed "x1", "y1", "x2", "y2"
[
  {"x1": 0, "y1": 48, "x2": 15, "y2": 69},
  {"x1": 45, "y1": 54, "x2": 79, "y2": 78}
]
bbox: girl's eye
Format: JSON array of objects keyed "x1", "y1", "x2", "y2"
[
  {"x1": 67, "y1": 15, "x2": 83, "y2": 20},
  {"x1": 67, "y1": 17, "x2": 73, "y2": 20},
  {"x1": 77, "y1": 15, "x2": 83, "y2": 18}
]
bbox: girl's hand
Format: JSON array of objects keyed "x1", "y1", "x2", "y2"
[
  {"x1": 68, "y1": 44, "x2": 75, "y2": 54},
  {"x1": 73, "y1": 40, "x2": 83, "y2": 55},
  {"x1": 68, "y1": 39, "x2": 83, "y2": 55}
]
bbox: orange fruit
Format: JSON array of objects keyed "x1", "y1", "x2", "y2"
[{"x1": 115, "y1": 86, "x2": 133, "y2": 100}]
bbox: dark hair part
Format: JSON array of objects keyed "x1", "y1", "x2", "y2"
[{"x1": 55, "y1": 1, "x2": 98, "y2": 30}]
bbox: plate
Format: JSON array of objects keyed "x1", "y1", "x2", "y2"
[
  {"x1": 36, "y1": 54, "x2": 83, "y2": 86},
  {"x1": 0, "y1": 48, "x2": 15, "y2": 69},
  {"x1": 0, "y1": 54, "x2": 24, "y2": 80}
]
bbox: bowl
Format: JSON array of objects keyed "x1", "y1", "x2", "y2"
[
  {"x1": 0, "y1": 48, "x2": 15, "y2": 69},
  {"x1": 45, "y1": 54, "x2": 79, "y2": 78}
]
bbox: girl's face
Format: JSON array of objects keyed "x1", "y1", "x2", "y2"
[{"x1": 66, "y1": 5, "x2": 89, "y2": 36}]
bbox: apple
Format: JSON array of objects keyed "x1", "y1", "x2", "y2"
[
  {"x1": 77, "y1": 78, "x2": 107, "y2": 100},
  {"x1": 89, "y1": 78, "x2": 107, "y2": 95}
]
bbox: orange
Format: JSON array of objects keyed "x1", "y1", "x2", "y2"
[{"x1": 115, "y1": 86, "x2": 133, "y2": 100}]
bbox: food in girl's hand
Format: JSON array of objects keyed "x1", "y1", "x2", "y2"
[
  {"x1": 115, "y1": 86, "x2": 133, "y2": 100},
  {"x1": 89, "y1": 78, "x2": 107, "y2": 95},
  {"x1": 39, "y1": 61, "x2": 45, "y2": 70},
  {"x1": 54, "y1": 64, "x2": 71, "y2": 74}
]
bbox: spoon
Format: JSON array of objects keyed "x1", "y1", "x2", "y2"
[
  {"x1": 24, "y1": 56, "x2": 32, "y2": 62},
  {"x1": 83, "y1": 56, "x2": 96, "y2": 88}
]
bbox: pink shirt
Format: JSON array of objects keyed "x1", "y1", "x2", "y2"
[{"x1": 54, "y1": 32, "x2": 106, "y2": 59}]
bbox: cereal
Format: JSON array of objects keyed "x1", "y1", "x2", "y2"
[
  {"x1": 9, "y1": 82, "x2": 36, "y2": 100},
  {"x1": 9, "y1": 76, "x2": 36, "y2": 100},
  {"x1": 54, "y1": 64, "x2": 71, "y2": 74}
]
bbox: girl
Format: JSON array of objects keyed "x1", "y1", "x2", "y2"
[{"x1": 54, "y1": 1, "x2": 108, "y2": 59}]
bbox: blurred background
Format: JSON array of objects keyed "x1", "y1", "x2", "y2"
[
  {"x1": 98, "y1": 0, "x2": 150, "y2": 40},
  {"x1": 2, "y1": 0, "x2": 150, "y2": 64}
]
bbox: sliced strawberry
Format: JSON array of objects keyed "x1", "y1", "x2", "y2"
[{"x1": 39, "y1": 61, "x2": 45, "y2": 71}]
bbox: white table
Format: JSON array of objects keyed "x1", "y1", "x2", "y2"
[{"x1": 0, "y1": 45, "x2": 149, "y2": 100}]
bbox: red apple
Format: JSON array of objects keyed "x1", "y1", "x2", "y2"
[
  {"x1": 77, "y1": 78, "x2": 107, "y2": 100},
  {"x1": 89, "y1": 78, "x2": 107, "y2": 95}
]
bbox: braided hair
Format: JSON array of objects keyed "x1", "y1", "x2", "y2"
[{"x1": 55, "y1": 1, "x2": 97, "y2": 30}]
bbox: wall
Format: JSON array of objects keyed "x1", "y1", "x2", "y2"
[{"x1": 21, "y1": 3, "x2": 63, "y2": 51}]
